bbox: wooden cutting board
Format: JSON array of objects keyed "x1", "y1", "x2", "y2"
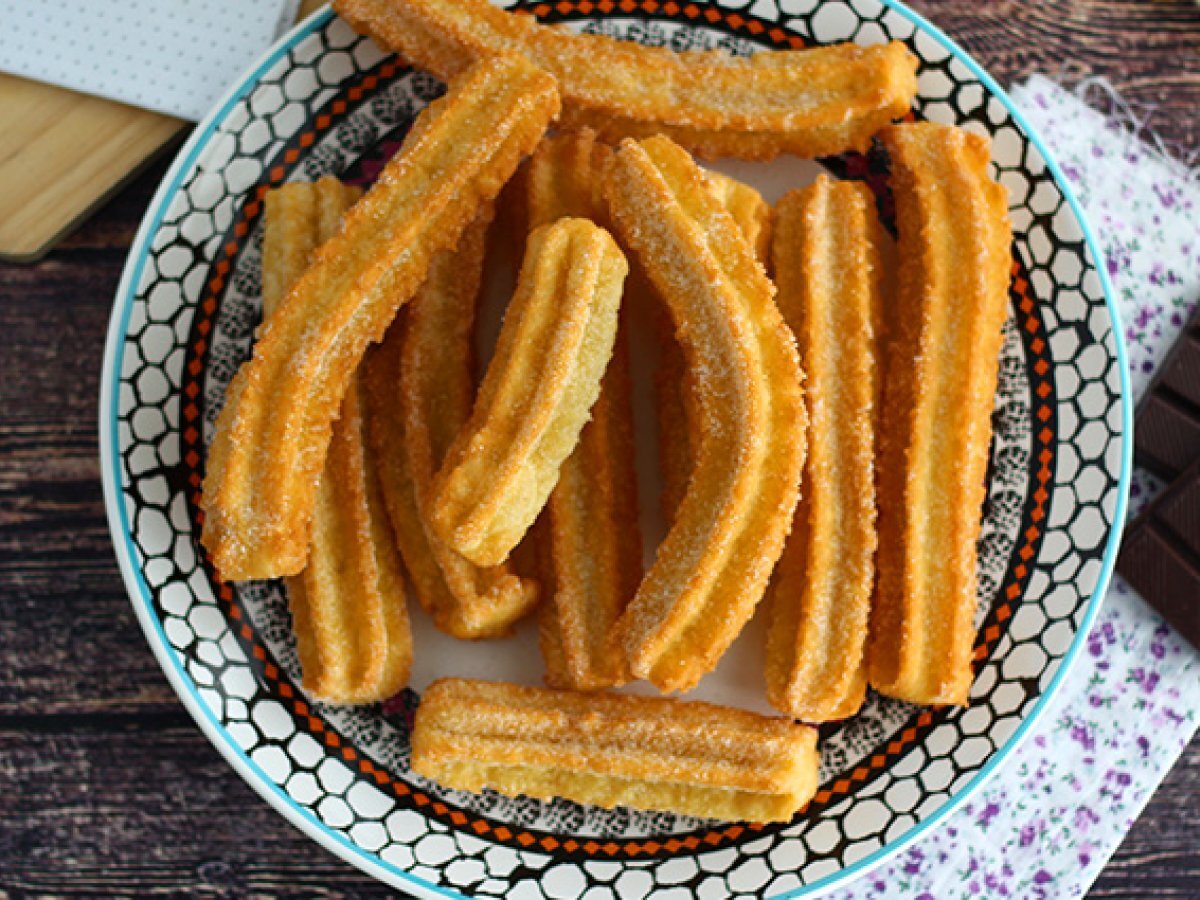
[
  {"x1": 0, "y1": 74, "x2": 184, "y2": 262},
  {"x1": 0, "y1": 0, "x2": 326, "y2": 263}
]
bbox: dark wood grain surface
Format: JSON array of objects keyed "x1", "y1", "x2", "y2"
[{"x1": 1, "y1": 2, "x2": 1198, "y2": 896}]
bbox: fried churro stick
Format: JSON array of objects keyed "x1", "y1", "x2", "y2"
[
  {"x1": 361, "y1": 211, "x2": 540, "y2": 639},
  {"x1": 703, "y1": 171, "x2": 774, "y2": 266},
  {"x1": 524, "y1": 128, "x2": 611, "y2": 230},
  {"x1": 653, "y1": 337, "x2": 695, "y2": 524},
  {"x1": 262, "y1": 178, "x2": 411, "y2": 704},
  {"x1": 869, "y1": 123, "x2": 1012, "y2": 706},
  {"x1": 657, "y1": 170, "x2": 771, "y2": 523},
  {"x1": 429, "y1": 217, "x2": 629, "y2": 567},
  {"x1": 412, "y1": 678, "x2": 820, "y2": 823},
  {"x1": 526, "y1": 131, "x2": 642, "y2": 691},
  {"x1": 605, "y1": 136, "x2": 806, "y2": 694},
  {"x1": 335, "y1": 0, "x2": 918, "y2": 160},
  {"x1": 765, "y1": 176, "x2": 883, "y2": 721},
  {"x1": 201, "y1": 57, "x2": 559, "y2": 580}
]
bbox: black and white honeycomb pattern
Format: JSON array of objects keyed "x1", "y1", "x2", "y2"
[{"x1": 105, "y1": 2, "x2": 1125, "y2": 897}]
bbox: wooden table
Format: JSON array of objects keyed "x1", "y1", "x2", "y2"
[{"x1": 1, "y1": 2, "x2": 1197, "y2": 895}]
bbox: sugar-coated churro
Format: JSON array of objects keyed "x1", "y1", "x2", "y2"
[
  {"x1": 411, "y1": 678, "x2": 820, "y2": 823},
  {"x1": 361, "y1": 210, "x2": 539, "y2": 640},
  {"x1": 765, "y1": 176, "x2": 883, "y2": 721},
  {"x1": 429, "y1": 217, "x2": 629, "y2": 568},
  {"x1": 335, "y1": 0, "x2": 918, "y2": 160},
  {"x1": 262, "y1": 177, "x2": 411, "y2": 704},
  {"x1": 524, "y1": 128, "x2": 612, "y2": 230},
  {"x1": 869, "y1": 122, "x2": 1011, "y2": 706},
  {"x1": 201, "y1": 56, "x2": 559, "y2": 580},
  {"x1": 605, "y1": 135, "x2": 806, "y2": 694},
  {"x1": 701, "y1": 170, "x2": 774, "y2": 266},
  {"x1": 526, "y1": 131, "x2": 642, "y2": 691},
  {"x1": 657, "y1": 169, "x2": 771, "y2": 523},
  {"x1": 654, "y1": 334, "x2": 695, "y2": 524}
]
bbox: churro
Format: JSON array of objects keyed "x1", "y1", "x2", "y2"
[
  {"x1": 657, "y1": 170, "x2": 771, "y2": 523},
  {"x1": 428, "y1": 217, "x2": 629, "y2": 568},
  {"x1": 869, "y1": 122, "x2": 1011, "y2": 706},
  {"x1": 524, "y1": 128, "x2": 611, "y2": 230},
  {"x1": 526, "y1": 131, "x2": 642, "y2": 691},
  {"x1": 335, "y1": 0, "x2": 918, "y2": 160},
  {"x1": 262, "y1": 177, "x2": 411, "y2": 704},
  {"x1": 361, "y1": 211, "x2": 539, "y2": 640},
  {"x1": 701, "y1": 170, "x2": 774, "y2": 266},
  {"x1": 411, "y1": 678, "x2": 820, "y2": 823},
  {"x1": 766, "y1": 176, "x2": 883, "y2": 721},
  {"x1": 605, "y1": 135, "x2": 806, "y2": 694},
  {"x1": 201, "y1": 56, "x2": 559, "y2": 580}
]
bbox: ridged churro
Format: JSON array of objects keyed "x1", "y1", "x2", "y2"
[
  {"x1": 361, "y1": 211, "x2": 539, "y2": 640},
  {"x1": 428, "y1": 217, "x2": 629, "y2": 568},
  {"x1": 201, "y1": 56, "x2": 559, "y2": 580},
  {"x1": 262, "y1": 177, "x2": 411, "y2": 704},
  {"x1": 657, "y1": 170, "x2": 771, "y2": 523},
  {"x1": 704, "y1": 170, "x2": 774, "y2": 265},
  {"x1": 412, "y1": 678, "x2": 820, "y2": 823},
  {"x1": 526, "y1": 131, "x2": 642, "y2": 691},
  {"x1": 605, "y1": 135, "x2": 806, "y2": 694},
  {"x1": 524, "y1": 128, "x2": 611, "y2": 230},
  {"x1": 766, "y1": 176, "x2": 883, "y2": 721},
  {"x1": 869, "y1": 122, "x2": 1012, "y2": 706},
  {"x1": 335, "y1": 0, "x2": 918, "y2": 160}
]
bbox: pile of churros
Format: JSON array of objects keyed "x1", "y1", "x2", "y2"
[{"x1": 200, "y1": 0, "x2": 1012, "y2": 825}]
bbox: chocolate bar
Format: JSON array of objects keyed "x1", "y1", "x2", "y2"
[
  {"x1": 1117, "y1": 456, "x2": 1200, "y2": 649},
  {"x1": 1134, "y1": 305, "x2": 1200, "y2": 480}
]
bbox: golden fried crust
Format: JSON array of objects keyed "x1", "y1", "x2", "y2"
[
  {"x1": 654, "y1": 330, "x2": 694, "y2": 524},
  {"x1": 524, "y1": 129, "x2": 612, "y2": 228},
  {"x1": 263, "y1": 178, "x2": 411, "y2": 704},
  {"x1": 526, "y1": 131, "x2": 641, "y2": 691},
  {"x1": 869, "y1": 122, "x2": 1012, "y2": 706},
  {"x1": 200, "y1": 57, "x2": 559, "y2": 580},
  {"x1": 429, "y1": 217, "x2": 629, "y2": 567},
  {"x1": 605, "y1": 136, "x2": 806, "y2": 694},
  {"x1": 658, "y1": 170, "x2": 771, "y2": 525},
  {"x1": 335, "y1": 0, "x2": 918, "y2": 159},
  {"x1": 703, "y1": 171, "x2": 773, "y2": 266},
  {"x1": 766, "y1": 176, "x2": 883, "y2": 721},
  {"x1": 411, "y1": 678, "x2": 820, "y2": 823},
  {"x1": 541, "y1": 331, "x2": 641, "y2": 689},
  {"x1": 361, "y1": 211, "x2": 540, "y2": 640},
  {"x1": 560, "y1": 90, "x2": 913, "y2": 162}
]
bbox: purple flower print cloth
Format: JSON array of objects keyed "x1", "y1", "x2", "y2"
[{"x1": 834, "y1": 75, "x2": 1200, "y2": 900}]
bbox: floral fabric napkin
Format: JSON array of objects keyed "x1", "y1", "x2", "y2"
[{"x1": 837, "y1": 74, "x2": 1200, "y2": 900}]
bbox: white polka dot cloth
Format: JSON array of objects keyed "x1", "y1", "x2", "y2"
[{"x1": 0, "y1": 0, "x2": 300, "y2": 121}]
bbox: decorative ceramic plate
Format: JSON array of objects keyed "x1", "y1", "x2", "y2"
[{"x1": 100, "y1": 2, "x2": 1131, "y2": 897}]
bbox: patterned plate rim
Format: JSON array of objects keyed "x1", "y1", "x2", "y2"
[{"x1": 98, "y1": 3, "x2": 1133, "y2": 897}]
